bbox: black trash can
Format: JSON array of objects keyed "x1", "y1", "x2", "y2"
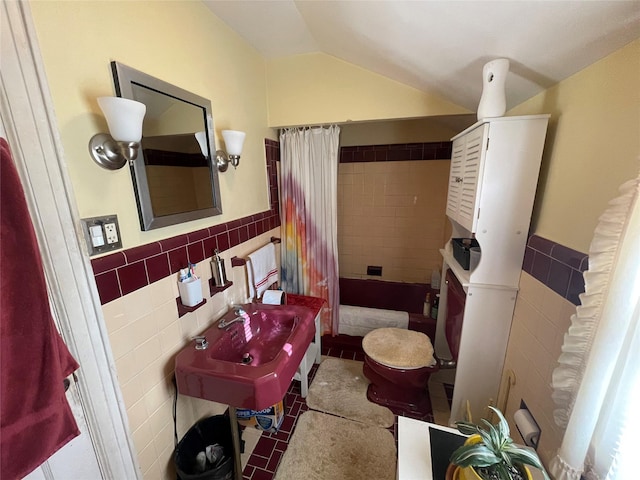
[{"x1": 174, "y1": 413, "x2": 243, "y2": 480}]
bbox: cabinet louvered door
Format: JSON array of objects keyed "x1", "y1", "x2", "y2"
[
  {"x1": 445, "y1": 136, "x2": 466, "y2": 220},
  {"x1": 457, "y1": 124, "x2": 489, "y2": 231}
]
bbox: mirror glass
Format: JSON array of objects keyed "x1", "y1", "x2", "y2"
[{"x1": 111, "y1": 61, "x2": 222, "y2": 230}]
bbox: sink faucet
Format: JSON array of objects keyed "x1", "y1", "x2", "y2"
[
  {"x1": 218, "y1": 316, "x2": 246, "y2": 329},
  {"x1": 192, "y1": 336, "x2": 209, "y2": 350},
  {"x1": 232, "y1": 305, "x2": 247, "y2": 316},
  {"x1": 218, "y1": 305, "x2": 248, "y2": 329}
]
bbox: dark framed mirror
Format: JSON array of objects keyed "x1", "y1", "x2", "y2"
[{"x1": 111, "y1": 61, "x2": 222, "y2": 230}]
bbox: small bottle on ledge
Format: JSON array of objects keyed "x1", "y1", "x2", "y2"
[
  {"x1": 431, "y1": 294, "x2": 440, "y2": 320},
  {"x1": 424, "y1": 292, "x2": 431, "y2": 316}
]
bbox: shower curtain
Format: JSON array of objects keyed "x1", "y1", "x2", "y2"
[{"x1": 280, "y1": 126, "x2": 340, "y2": 335}]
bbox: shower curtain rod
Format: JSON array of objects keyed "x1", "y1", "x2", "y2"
[{"x1": 279, "y1": 124, "x2": 339, "y2": 133}]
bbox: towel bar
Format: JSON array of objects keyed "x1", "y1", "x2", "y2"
[{"x1": 231, "y1": 237, "x2": 280, "y2": 267}]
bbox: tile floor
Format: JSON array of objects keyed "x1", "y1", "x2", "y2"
[{"x1": 241, "y1": 338, "x2": 452, "y2": 480}]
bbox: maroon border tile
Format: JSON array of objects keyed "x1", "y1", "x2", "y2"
[
  {"x1": 124, "y1": 242, "x2": 161, "y2": 263},
  {"x1": 91, "y1": 252, "x2": 126, "y2": 275},
  {"x1": 203, "y1": 236, "x2": 217, "y2": 257},
  {"x1": 159, "y1": 234, "x2": 189, "y2": 252},
  {"x1": 186, "y1": 241, "x2": 205, "y2": 264},
  {"x1": 568, "y1": 270, "x2": 586, "y2": 305},
  {"x1": 228, "y1": 228, "x2": 241, "y2": 248},
  {"x1": 117, "y1": 261, "x2": 148, "y2": 296},
  {"x1": 548, "y1": 259, "x2": 572, "y2": 297},
  {"x1": 217, "y1": 232, "x2": 230, "y2": 251},
  {"x1": 340, "y1": 141, "x2": 452, "y2": 163},
  {"x1": 94, "y1": 270, "x2": 121, "y2": 304},
  {"x1": 524, "y1": 234, "x2": 587, "y2": 306},
  {"x1": 528, "y1": 235, "x2": 554, "y2": 255},
  {"x1": 187, "y1": 228, "x2": 209, "y2": 243},
  {"x1": 145, "y1": 253, "x2": 170, "y2": 284},
  {"x1": 551, "y1": 244, "x2": 587, "y2": 270},
  {"x1": 168, "y1": 247, "x2": 188, "y2": 274}
]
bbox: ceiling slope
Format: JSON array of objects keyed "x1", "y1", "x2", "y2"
[{"x1": 205, "y1": 0, "x2": 640, "y2": 111}]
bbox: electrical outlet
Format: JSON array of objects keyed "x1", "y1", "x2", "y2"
[
  {"x1": 81, "y1": 215, "x2": 122, "y2": 256},
  {"x1": 104, "y1": 223, "x2": 118, "y2": 244}
]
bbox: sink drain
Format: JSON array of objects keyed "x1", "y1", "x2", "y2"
[{"x1": 241, "y1": 353, "x2": 253, "y2": 365}]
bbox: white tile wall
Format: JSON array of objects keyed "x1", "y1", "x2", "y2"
[{"x1": 101, "y1": 230, "x2": 280, "y2": 479}]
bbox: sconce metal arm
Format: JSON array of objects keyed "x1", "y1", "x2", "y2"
[{"x1": 89, "y1": 133, "x2": 140, "y2": 170}]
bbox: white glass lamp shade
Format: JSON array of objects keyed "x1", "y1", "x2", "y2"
[
  {"x1": 222, "y1": 130, "x2": 246, "y2": 156},
  {"x1": 194, "y1": 131, "x2": 209, "y2": 157},
  {"x1": 97, "y1": 97, "x2": 146, "y2": 142}
]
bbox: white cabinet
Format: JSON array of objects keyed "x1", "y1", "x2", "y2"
[
  {"x1": 436, "y1": 115, "x2": 550, "y2": 425},
  {"x1": 445, "y1": 123, "x2": 489, "y2": 232}
]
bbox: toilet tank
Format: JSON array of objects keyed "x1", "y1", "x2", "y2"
[{"x1": 445, "y1": 270, "x2": 466, "y2": 360}]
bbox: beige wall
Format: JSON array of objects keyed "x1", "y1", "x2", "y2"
[
  {"x1": 499, "y1": 272, "x2": 575, "y2": 468},
  {"x1": 266, "y1": 53, "x2": 470, "y2": 127},
  {"x1": 338, "y1": 160, "x2": 450, "y2": 282},
  {"x1": 508, "y1": 39, "x2": 640, "y2": 253},
  {"x1": 340, "y1": 116, "x2": 474, "y2": 146},
  {"x1": 30, "y1": 1, "x2": 274, "y2": 250}
]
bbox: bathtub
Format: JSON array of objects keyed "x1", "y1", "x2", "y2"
[{"x1": 338, "y1": 277, "x2": 436, "y2": 340}]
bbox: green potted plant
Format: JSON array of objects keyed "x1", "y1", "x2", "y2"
[{"x1": 449, "y1": 406, "x2": 550, "y2": 480}]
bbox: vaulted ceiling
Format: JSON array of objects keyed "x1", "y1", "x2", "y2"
[{"x1": 205, "y1": 1, "x2": 640, "y2": 112}]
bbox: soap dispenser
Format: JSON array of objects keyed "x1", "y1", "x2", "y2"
[{"x1": 211, "y1": 249, "x2": 227, "y2": 286}]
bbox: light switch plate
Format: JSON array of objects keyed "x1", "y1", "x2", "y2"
[{"x1": 81, "y1": 215, "x2": 122, "y2": 256}]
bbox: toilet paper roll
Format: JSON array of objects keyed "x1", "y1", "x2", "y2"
[
  {"x1": 514, "y1": 408, "x2": 540, "y2": 448},
  {"x1": 262, "y1": 290, "x2": 286, "y2": 305}
]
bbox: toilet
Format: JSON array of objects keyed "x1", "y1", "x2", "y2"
[{"x1": 362, "y1": 276, "x2": 465, "y2": 419}]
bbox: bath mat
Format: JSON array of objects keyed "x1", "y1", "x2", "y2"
[
  {"x1": 274, "y1": 411, "x2": 396, "y2": 480},
  {"x1": 306, "y1": 357, "x2": 395, "y2": 428}
]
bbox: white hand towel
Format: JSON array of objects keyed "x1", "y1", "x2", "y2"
[{"x1": 248, "y1": 242, "x2": 279, "y2": 299}]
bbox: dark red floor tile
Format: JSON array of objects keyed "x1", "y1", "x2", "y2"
[
  {"x1": 249, "y1": 468, "x2": 273, "y2": 480},
  {"x1": 266, "y1": 450, "x2": 283, "y2": 472},
  {"x1": 279, "y1": 415, "x2": 295, "y2": 433},
  {"x1": 284, "y1": 392, "x2": 297, "y2": 408},
  {"x1": 242, "y1": 465, "x2": 254, "y2": 479},
  {"x1": 253, "y1": 437, "x2": 277, "y2": 457},
  {"x1": 247, "y1": 454, "x2": 269, "y2": 469},
  {"x1": 288, "y1": 401, "x2": 301, "y2": 418}
]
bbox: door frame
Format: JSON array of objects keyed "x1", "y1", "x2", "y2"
[{"x1": 1, "y1": 1, "x2": 140, "y2": 478}]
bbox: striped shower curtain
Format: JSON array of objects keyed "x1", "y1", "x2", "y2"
[{"x1": 280, "y1": 126, "x2": 340, "y2": 335}]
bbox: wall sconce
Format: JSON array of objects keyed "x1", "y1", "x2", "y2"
[
  {"x1": 89, "y1": 97, "x2": 146, "y2": 170},
  {"x1": 216, "y1": 130, "x2": 246, "y2": 172}
]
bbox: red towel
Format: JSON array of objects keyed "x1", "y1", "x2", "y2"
[{"x1": 1, "y1": 138, "x2": 80, "y2": 479}]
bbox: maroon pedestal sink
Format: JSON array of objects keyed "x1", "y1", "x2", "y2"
[{"x1": 175, "y1": 303, "x2": 315, "y2": 411}]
